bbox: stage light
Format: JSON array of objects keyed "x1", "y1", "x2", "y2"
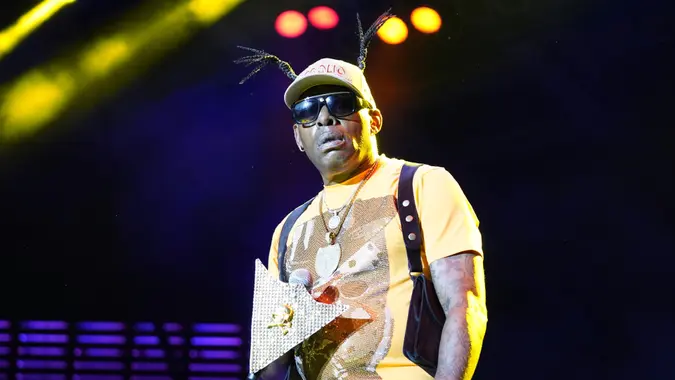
[
  {"x1": 308, "y1": 6, "x2": 339, "y2": 30},
  {"x1": 411, "y1": 7, "x2": 442, "y2": 34},
  {"x1": 377, "y1": 16, "x2": 408, "y2": 45},
  {"x1": 0, "y1": 0, "x2": 76, "y2": 62},
  {"x1": 189, "y1": 0, "x2": 239, "y2": 23},
  {"x1": 275, "y1": 10, "x2": 307, "y2": 38},
  {"x1": 0, "y1": 0, "x2": 245, "y2": 142}
]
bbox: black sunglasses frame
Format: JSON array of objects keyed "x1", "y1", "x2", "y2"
[{"x1": 291, "y1": 91, "x2": 372, "y2": 126}]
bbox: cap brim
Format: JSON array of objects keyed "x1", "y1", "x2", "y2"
[{"x1": 284, "y1": 74, "x2": 365, "y2": 109}]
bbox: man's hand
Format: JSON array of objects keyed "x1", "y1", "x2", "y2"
[{"x1": 430, "y1": 252, "x2": 488, "y2": 380}]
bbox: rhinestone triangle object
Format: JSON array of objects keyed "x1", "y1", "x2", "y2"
[{"x1": 248, "y1": 259, "x2": 348, "y2": 374}]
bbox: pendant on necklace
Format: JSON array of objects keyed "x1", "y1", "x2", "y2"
[
  {"x1": 316, "y1": 243, "x2": 341, "y2": 279},
  {"x1": 328, "y1": 214, "x2": 340, "y2": 230},
  {"x1": 325, "y1": 232, "x2": 336, "y2": 245}
]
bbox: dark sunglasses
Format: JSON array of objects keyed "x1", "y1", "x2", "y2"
[{"x1": 291, "y1": 91, "x2": 372, "y2": 125}]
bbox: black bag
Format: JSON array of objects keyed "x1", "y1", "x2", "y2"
[
  {"x1": 397, "y1": 163, "x2": 445, "y2": 377},
  {"x1": 251, "y1": 162, "x2": 444, "y2": 378}
]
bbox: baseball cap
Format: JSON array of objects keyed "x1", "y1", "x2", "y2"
[{"x1": 283, "y1": 58, "x2": 377, "y2": 109}]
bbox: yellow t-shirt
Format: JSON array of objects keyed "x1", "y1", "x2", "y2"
[{"x1": 267, "y1": 155, "x2": 482, "y2": 379}]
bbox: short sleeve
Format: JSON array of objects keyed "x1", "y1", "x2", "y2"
[{"x1": 415, "y1": 167, "x2": 483, "y2": 264}]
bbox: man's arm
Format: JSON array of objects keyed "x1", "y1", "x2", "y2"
[{"x1": 430, "y1": 251, "x2": 487, "y2": 380}]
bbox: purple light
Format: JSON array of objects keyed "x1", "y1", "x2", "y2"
[
  {"x1": 18, "y1": 347, "x2": 66, "y2": 356},
  {"x1": 134, "y1": 336, "x2": 159, "y2": 345},
  {"x1": 17, "y1": 374, "x2": 66, "y2": 380},
  {"x1": 77, "y1": 322, "x2": 125, "y2": 331},
  {"x1": 189, "y1": 349, "x2": 239, "y2": 359},
  {"x1": 73, "y1": 375, "x2": 123, "y2": 380},
  {"x1": 0, "y1": 320, "x2": 245, "y2": 378},
  {"x1": 131, "y1": 362, "x2": 168, "y2": 371},
  {"x1": 190, "y1": 337, "x2": 241, "y2": 347},
  {"x1": 19, "y1": 334, "x2": 68, "y2": 344},
  {"x1": 74, "y1": 361, "x2": 124, "y2": 370},
  {"x1": 134, "y1": 322, "x2": 155, "y2": 332},
  {"x1": 168, "y1": 336, "x2": 184, "y2": 345},
  {"x1": 192, "y1": 323, "x2": 240, "y2": 334},
  {"x1": 21, "y1": 321, "x2": 68, "y2": 330},
  {"x1": 134, "y1": 349, "x2": 165, "y2": 358},
  {"x1": 84, "y1": 348, "x2": 123, "y2": 357},
  {"x1": 16, "y1": 359, "x2": 67, "y2": 369},
  {"x1": 188, "y1": 363, "x2": 241, "y2": 372},
  {"x1": 77, "y1": 335, "x2": 125, "y2": 344},
  {"x1": 163, "y1": 323, "x2": 182, "y2": 332}
]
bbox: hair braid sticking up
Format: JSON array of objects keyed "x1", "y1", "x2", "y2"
[
  {"x1": 356, "y1": 8, "x2": 394, "y2": 71},
  {"x1": 233, "y1": 46, "x2": 297, "y2": 84}
]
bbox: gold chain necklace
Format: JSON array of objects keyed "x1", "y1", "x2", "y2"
[
  {"x1": 319, "y1": 157, "x2": 380, "y2": 244},
  {"x1": 315, "y1": 158, "x2": 381, "y2": 279},
  {"x1": 321, "y1": 173, "x2": 365, "y2": 232}
]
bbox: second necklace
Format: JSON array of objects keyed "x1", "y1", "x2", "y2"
[{"x1": 315, "y1": 158, "x2": 381, "y2": 279}]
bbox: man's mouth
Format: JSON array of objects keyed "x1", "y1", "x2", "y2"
[{"x1": 318, "y1": 133, "x2": 346, "y2": 151}]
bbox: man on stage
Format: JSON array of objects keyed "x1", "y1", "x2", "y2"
[{"x1": 237, "y1": 10, "x2": 488, "y2": 380}]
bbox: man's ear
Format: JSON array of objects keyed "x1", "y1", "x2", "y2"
[
  {"x1": 369, "y1": 108, "x2": 383, "y2": 135},
  {"x1": 293, "y1": 124, "x2": 305, "y2": 152}
]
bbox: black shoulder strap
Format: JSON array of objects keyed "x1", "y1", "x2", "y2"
[
  {"x1": 277, "y1": 197, "x2": 315, "y2": 282},
  {"x1": 397, "y1": 163, "x2": 424, "y2": 274}
]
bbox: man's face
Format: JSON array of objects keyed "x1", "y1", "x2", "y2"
[{"x1": 292, "y1": 85, "x2": 381, "y2": 177}]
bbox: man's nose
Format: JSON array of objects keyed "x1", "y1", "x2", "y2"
[{"x1": 315, "y1": 105, "x2": 337, "y2": 127}]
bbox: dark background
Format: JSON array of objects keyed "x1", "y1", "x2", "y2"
[{"x1": 1, "y1": 0, "x2": 674, "y2": 378}]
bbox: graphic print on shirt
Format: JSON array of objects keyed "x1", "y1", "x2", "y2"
[{"x1": 285, "y1": 195, "x2": 398, "y2": 379}]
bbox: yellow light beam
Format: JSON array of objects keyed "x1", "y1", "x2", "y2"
[
  {"x1": 0, "y1": 0, "x2": 246, "y2": 143},
  {"x1": 0, "y1": 0, "x2": 76, "y2": 61}
]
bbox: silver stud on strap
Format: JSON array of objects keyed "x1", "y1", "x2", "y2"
[
  {"x1": 405, "y1": 215, "x2": 414, "y2": 222},
  {"x1": 408, "y1": 233, "x2": 416, "y2": 241},
  {"x1": 402, "y1": 200, "x2": 410, "y2": 207}
]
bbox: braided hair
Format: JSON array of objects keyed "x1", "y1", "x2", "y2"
[
  {"x1": 356, "y1": 8, "x2": 394, "y2": 70},
  {"x1": 234, "y1": 9, "x2": 395, "y2": 84},
  {"x1": 233, "y1": 46, "x2": 297, "y2": 84}
]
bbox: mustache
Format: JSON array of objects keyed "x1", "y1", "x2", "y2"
[{"x1": 317, "y1": 130, "x2": 345, "y2": 145}]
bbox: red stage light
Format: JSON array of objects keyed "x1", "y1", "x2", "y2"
[
  {"x1": 308, "y1": 6, "x2": 339, "y2": 30},
  {"x1": 275, "y1": 10, "x2": 307, "y2": 38}
]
